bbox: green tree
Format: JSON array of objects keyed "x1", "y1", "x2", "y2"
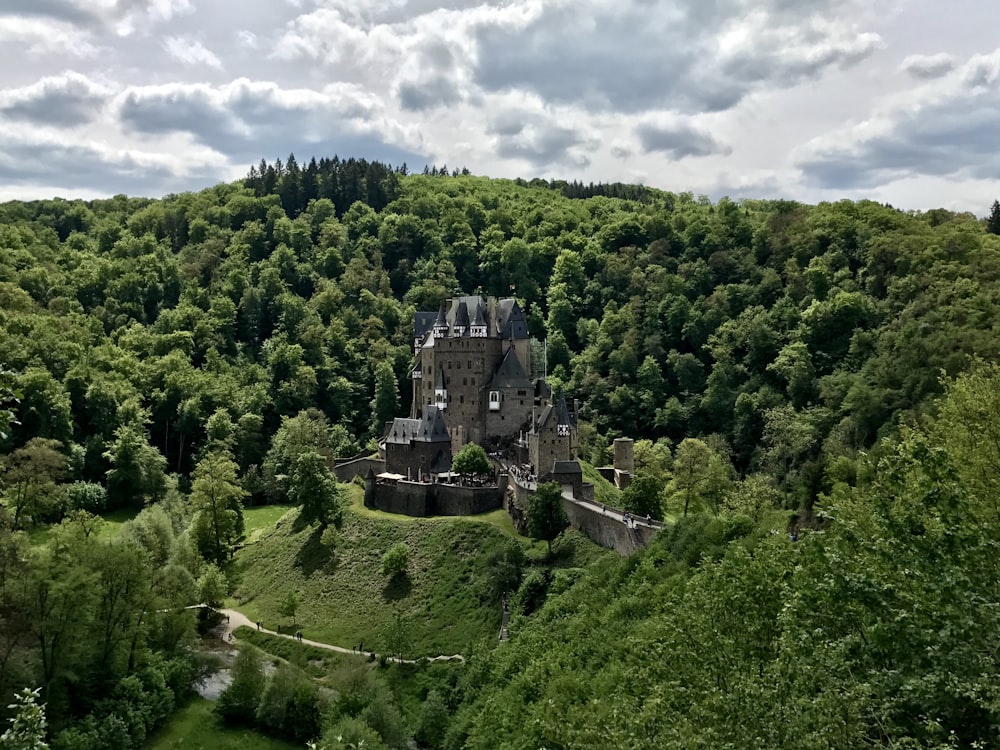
[
  {"x1": 526, "y1": 483, "x2": 569, "y2": 558},
  {"x1": 279, "y1": 590, "x2": 300, "y2": 625},
  {"x1": 1, "y1": 439, "x2": 67, "y2": 529},
  {"x1": 1, "y1": 687, "x2": 48, "y2": 750},
  {"x1": 380, "y1": 543, "x2": 408, "y2": 579},
  {"x1": 988, "y1": 199, "x2": 1000, "y2": 235},
  {"x1": 289, "y1": 451, "x2": 342, "y2": 527},
  {"x1": 216, "y1": 646, "x2": 265, "y2": 726},
  {"x1": 621, "y1": 474, "x2": 664, "y2": 521},
  {"x1": 0, "y1": 367, "x2": 21, "y2": 442},
  {"x1": 190, "y1": 450, "x2": 246, "y2": 565},
  {"x1": 370, "y1": 361, "x2": 399, "y2": 439},
  {"x1": 451, "y1": 443, "x2": 491, "y2": 478},
  {"x1": 416, "y1": 689, "x2": 449, "y2": 749},
  {"x1": 669, "y1": 438, "x2": 730, "y2": 516},
  {"x1": 381, "y1": 609, "x2": 409, "y2": 663},
  {"x1": 104, "y1": 424, "x2": 167, "y2": 509}
]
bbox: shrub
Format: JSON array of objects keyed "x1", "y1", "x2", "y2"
[
  {"x1": 380, "y1": 543, "x2": 409, "y2": 578},
  {"x1": 62, "y1": 481, "x2": 107, "y2": 514}
]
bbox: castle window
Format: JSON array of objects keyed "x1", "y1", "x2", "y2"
[
  {"x1": 468, "y1": 360, "x2": 472, "y2": 369},
  {"x1": 489, "y1": 391, "x2": 500, "y2": 411},
  {"x1": 463, "y1": 377, "x2": 467, "y2": 386},
  {"x1": 460, "y1": 395, "x2": 464, "y2": 404}
]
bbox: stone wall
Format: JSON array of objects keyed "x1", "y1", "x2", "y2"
[
  {"x1": 506, "y1": 474, "x2": 657, "y2": 555},
  {"x1": 368, "y1": 480, "x2": 504, "y2": 517},
  {"x1": 333, "y1": 456, "x2": 385, "y2": 482},
  {"x1": 562, "y1": 499, "x2": 657, "y2": 555}
]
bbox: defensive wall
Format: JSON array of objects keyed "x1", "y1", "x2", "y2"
[
  {"x1": 366, "y1": 478, "x2": 504, "y2": 517},
  {"x1": 506, "y1": 474, "x2": 658, "y2": 555},
  {"x1": 333, "y1": 456, "x2": 385, "y2": 482}
]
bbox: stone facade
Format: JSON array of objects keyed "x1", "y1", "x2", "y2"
[
  {"x1": 410, "y1": 296, "x2": 532, "y2": 451},
  {"x1": 365, "y1": 473, "x2": 505, "y2": 517}
]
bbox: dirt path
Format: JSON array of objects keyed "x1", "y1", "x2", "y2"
[{"x1": 216, "y1": 607, "x2": 465, "y2": 664}]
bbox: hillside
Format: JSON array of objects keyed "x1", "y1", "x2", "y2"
[
  {"x1": 230, "y1": 487, "x2": 611, "y2": 656},
  {"x1": 3, "y1": 163, "x2": 1000, "y2": 747},
  {"x1": 445, "y1": 365, "x2": 1000, "y2": 748}
]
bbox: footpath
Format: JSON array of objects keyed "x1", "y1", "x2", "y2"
[{"x1": 215, "y1": 606, "x2": 466, "y2": 664}]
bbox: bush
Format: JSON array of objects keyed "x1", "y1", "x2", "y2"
[
  {"x1": 514, "y1": 568, "x2": 549, "y2": 616},
  {"x1": 62, "y1": 481, "x2": 107, "y2": 514},
  {"x1": 380, "y1": 542, "x2": 409, "y2": 578},
  {"x1": 321, "y1": 716, "x2": 388, "y2": 750}
]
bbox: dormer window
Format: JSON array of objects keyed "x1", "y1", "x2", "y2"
[{"x1": 557, "y1": 424, "x2": 570, "y2": 437}]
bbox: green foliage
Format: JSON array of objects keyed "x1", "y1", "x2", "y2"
[
  {"x1": 198, "y1": 565, "x2": 228, "y2": 607},
  {"x1": 190, "y1": 450, "x2": 246, "y2": 565},
  {"x1": 1, "y1": 688, "x2": 48, "y2": 750},
  {"x1": 318, "y1": 716, "x2": 387, "y2": 750},
  {"x1": 415, "y1": 688, "x2": 449, "y2": 749},
  {"x1": 450, "y1": 443, "x2": 491, "y2": 477},
  {"x1": 8, "y1": 169, "x2": 1000, "y2": 748},
  {"x1": 61, "y1": 482, "x2": 107, "y2": 514},
  {"x1": 278, "y1": 590, "x2": 300, "y2": 624},
  {"x1": 370, "y1": 361, "x2": 399, "y2": 440},
  {"x1": 1, "y1": 438, "x2": 67, "y2": 529},
  {"x1": 526, "y1": 483, "x2": 569, "y2": 557},
  {"x1": 289, "y1": 451, "x2": 342, "y2": 528},
  {"x1": 620, "y1": 474, "x2": 664, "y2": 520},
  {"x1": 150, "y1": 699, "x2": 300, "y2": 750},
  {"x1": 216, "y1": 647, "x2": 266, "y2": 726},
  {"x1": 380, "y1": 542, "x2": 409, "y2": 579}
]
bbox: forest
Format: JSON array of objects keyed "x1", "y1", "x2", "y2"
[{"x1": 2, "y1": 156, "x2": 1000, "y2": 748}]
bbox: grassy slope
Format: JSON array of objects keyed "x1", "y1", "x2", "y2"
[
  {"x1": 146, "y1": 698, "x2": 299, "y2": 750},
  {"x1": 230, "y1": 486, "x2": 612, "y2": 658},
  {"x1": 580, "y1": 461, "x2": 622, "y2": 507},
  {"x1": 231, "y1": 486, "x2": 521, "y2": 656}
]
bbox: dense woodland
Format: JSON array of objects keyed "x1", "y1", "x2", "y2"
[{"x1": 3, "y1": 158, "x2": 1000, "y2": 748}]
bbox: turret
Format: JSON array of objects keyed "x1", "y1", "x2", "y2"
[{"x1": 432, "y1": 300, "x2": 449, "y2": 338}]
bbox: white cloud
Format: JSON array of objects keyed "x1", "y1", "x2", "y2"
[
  {"x1": 163, "y1": 36, "x2": 224, "y2": 70},
  {"x1": 0, "y1": 71, "x2": 114, "y2": 125},
  {"x1": 116, "y1": 78, "x2": 426, "y2": 164},
  {"x1": 0, "y1": 17, "x2": 101, "y2": 57},
  {"x1": 797, "y1": 49, "x2": 1000, "y2": 189},
  {"x1": 0, "y1": 121, "x2": 226, "y2": 195}
]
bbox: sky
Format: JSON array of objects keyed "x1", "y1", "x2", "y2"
[{"x1": 1, "y1": 0, "x2": 999, "y2": 211}]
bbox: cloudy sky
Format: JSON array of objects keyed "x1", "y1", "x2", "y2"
[{"x1": 1, "y1": 0, "x2": 998, "y2": 210}]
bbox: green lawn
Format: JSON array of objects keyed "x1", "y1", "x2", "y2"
[
  {"x1": 146, "y1": 698, "x2": 298, "y2": 750},
  {"x1": 242, "y1": 504, "x2": 296, "y2": 544},
  {"x1": 27, "y1": 506, "x2": 139, "y2": 546}
]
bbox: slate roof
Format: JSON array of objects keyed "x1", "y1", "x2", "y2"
[
  {"x1": 470, "y1": 301, "x2": 486, "y2": 327},
  {"x1": 486, "y1": 347, "x2": 531, "y2": 390},
  {"x1": 552, "y1": 460, "x2": 582, "y2": 474},
  {"x1": 414, "y1": 311, "x2": 437, "y2": 342},
  {"x1": 413, "y1": 296, "x2": 528, "y2": 340},
  {"x1": 555, "y1": 391, "x2": 573, "y2": 426},
  {"x1": 385, "y1": 406, "x2": 450, "y2": 444},
  {"x1": 454, "y1": 300, "x2": 470, "y2": 329}
]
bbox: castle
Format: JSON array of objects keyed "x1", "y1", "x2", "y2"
[
  {"x1": 365, "y1": 295, "x2": 577, "y2": 507},
  {"x1": 331, "y1": 293, "x2": 649, "y2": 553}
]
